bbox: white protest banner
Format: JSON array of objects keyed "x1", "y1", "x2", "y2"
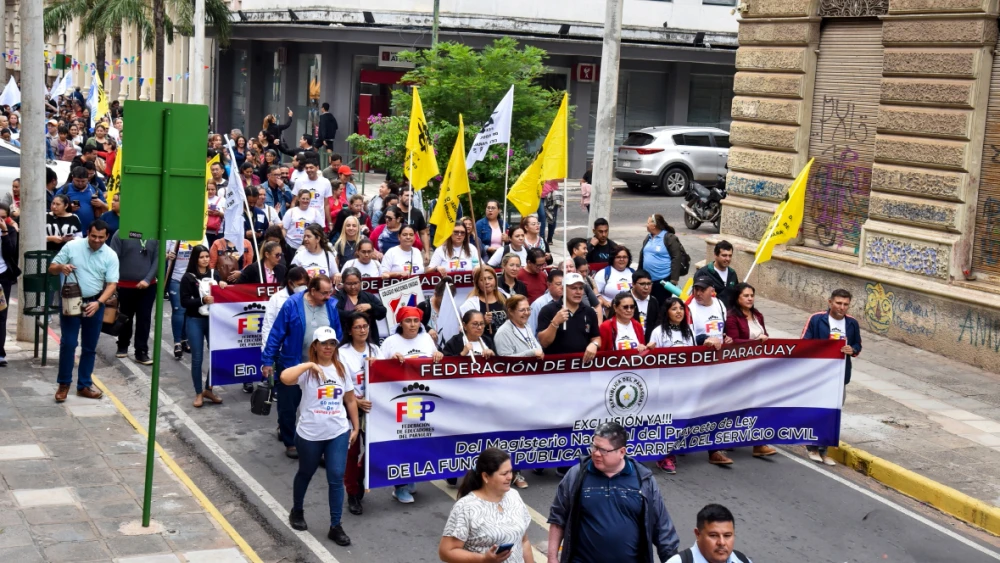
[
  {"x1": 465, "y1": 86, "x2": 514, "y2": 170},
  {"x1": 208, "y1": 284, "x2": 279, "y2": 386},
  {"x1": 363, "y1": 272, "x2": 475, "y2": 342},
  {"x1": 379, "y1": 276, "x2": 424, "y2": 333},
  {"x1": 366, "y1": 340, "x2": 846, "y2": 487}
]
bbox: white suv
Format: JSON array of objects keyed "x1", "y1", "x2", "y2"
[
  {"x1": 0, "y1": 139, "x2": 72, "y2": 200},
  {"x1": 614, "y1": 126, "x2": 729, "y2": 196}
]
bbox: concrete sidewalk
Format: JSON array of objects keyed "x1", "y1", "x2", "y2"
[
  {"x1": 758, "y1": 294, "x2": 1000, "y2": 512},
  {"x1": 0, "y1": 305, "x2": 250, "y2": 562}
]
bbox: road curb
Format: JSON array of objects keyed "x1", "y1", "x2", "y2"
[{"x1": 830, "y1": 441, "x2": 1000, "y2": 536}]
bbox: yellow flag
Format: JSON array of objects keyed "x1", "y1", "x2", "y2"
[
  {"x1": 430, "y1": 115, "x2": 471, "y2": 247},
  {"x1": 106, "y1": 146, "x2": 122, "y2": 202},
  {"x1": 94, "y1": 72, "x2": 109, "y2": 122},
  {"x1": 507, "y1": 154, "x2": 543, "y2": 217},
  {"x1": 540, "y1": 92, "x2": 568, "y2": 181},
  {"x1": 754, "y1": 158, "x2": 813, "y2": 264},
  {"x1": 405, "y1": 87, "x2": 439, "y2": 191},
  {"x1": 206, "y1": 153, "x2": 219, "y2": 182}
]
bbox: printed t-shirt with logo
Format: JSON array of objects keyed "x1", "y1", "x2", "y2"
[
  {"x1": 339, "y1": 343, "x2": 379, "y2": 400},
  {"x1": 341, "y1": 258, "x2": 383, "y2": 278},
  {"x1": 596, "y1": 267, "x2": 634, "y2": 302},
  {"x1": 378, "y1": 332, "x2": 438, "y2": 360},
  {"x1": 429, "y1": 244, "x2": 480, "y2": 273},
  {"x1": 295, "y1": 176, "x2": 333, "y2": 228},
  {"x1": 648, "y1": 326, "x2": 695, "y2": 348},
  {"x1": 292, "y1": 247, "x2": 340, "y2": 279},
  {"x1": 614, "y1": 321, "x2": 640, "y2": 351},
  {"x1": 382, "y1": 246, "x2": 424, "y2": 275},
  {"x1": 283, "y1": 206, "x2": 323, "y2": 247},
  {"x1": 295, "y1": 364, "x2": 355, "y2": 441},
  {"x1": 171, "y1": 241, "x2": 194, "y2": 283},
  {"x1": 689, "y1": 298, "x2": 726, "y2": 341},
  {"x1": 829, "y1": 315, "x2": 847, "y2": 341},
  {"x1": 633, "y1": 294, "x2": 650, "y2": 326}
]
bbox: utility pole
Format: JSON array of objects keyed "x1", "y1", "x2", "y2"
[
  {"x1": 190, "y1": 0, "x2": 205, "y2": 104},
  {"x1": 588, "y1": 0, "x2": 623, "y2": 228},
  {"x1": 431, "y1": 0, "x2": 441, "y2": 47},
  {"x1": 17, "y1": 0, "x2": 44, "y2": 341}
]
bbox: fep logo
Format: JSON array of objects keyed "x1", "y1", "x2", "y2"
[
  {"x1": 317, "y1": 386, "x2": 344, "y2": 400},
  {"x1": 391, "y1": 383, "x2": 441, "y2": 423},
  {"x1": 233, "y1": 303, "x2": 265, "y2": 335}
]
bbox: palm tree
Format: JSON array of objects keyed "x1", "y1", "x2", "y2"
[{"x1": 46, "y1": 0, "x2": 232, "y2": 102}]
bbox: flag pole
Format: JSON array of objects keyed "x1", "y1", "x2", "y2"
[
  {"x1": 448, "y1": 283, "x2": 475, "y2": 364},
  {"x1": 502, "y1": 141, "x2": 511, "y2": 232},
  {"x1": 243, "y1": 197, "x2": 263, "y2": 280},
  {"x1": 408, "y1": 153, "x2": 414, "y2": 226}
]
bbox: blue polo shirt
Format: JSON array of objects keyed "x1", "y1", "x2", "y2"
[
  {"x1": 52, "y1": 238, "x2": 120, "y2": 298},
  {"x1": 572, "y1": 459, "x2": 643, "y2": 563},
  {"x1": 58, "y1": 183, "x2": 105, "y2": 232}
]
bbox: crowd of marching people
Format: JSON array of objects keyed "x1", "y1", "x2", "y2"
[{"x1": 13, "y1": 99, "x2": 861, "y2": 562}]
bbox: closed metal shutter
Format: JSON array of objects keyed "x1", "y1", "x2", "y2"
[
  {"x1": 972, "y1": 52, "x2": 1000, "y2": 276},
  {"x1": 805, "y1": 20, "x2": 883, "y2": 255}
]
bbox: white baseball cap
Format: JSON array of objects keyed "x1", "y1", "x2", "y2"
[
  {"x1": 312, "y1": 326, "x2": 339, "y2": 343},
  {"x1": 563, "y1": 272, "x2": 586, "y2": 287}
]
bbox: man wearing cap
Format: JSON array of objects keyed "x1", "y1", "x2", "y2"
[
  {"x1": 536, "y1": 272, "x2": 601, "y2": 361},
  {"x1": 337, "y1": 165, "x2": 358, "y2": 200},
  {"x1": 57, "y1": 166, "x2": 107, "y2": 232},
  {"x1": 262, "y1": 274, "x2": 342, "y2": 459},
  {"x1": 690, "y1": 274, "x2": 735, "y2": 466}
]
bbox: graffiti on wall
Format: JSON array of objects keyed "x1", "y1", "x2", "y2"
[
  {"x1": 863, "y1": 283, "x2": 893, "y2": 335},
  {"x1": 861, "y1": 282, "x2": 937, "y2": 337},
  {"x1": 865, "y1": 236, "x2": 946, "y2": 279},
  {"x1": 957, "y1": 309, "x2": 1000, "y2": 353},
  {"x1": 808, "y1": 96, "x2": 874, "y2": 254}
]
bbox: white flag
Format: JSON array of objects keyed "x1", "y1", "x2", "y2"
[
  {"x1": 436, "y1": 284, "x2": 463, "y2": 347},
  {"x1": 222, "y1": 136, "x2": 248, "y2": 251},
  {"x1": 0, "y1": 76, "x2": 20, "y2": 107},
  {"x1": 85, "y1": 77, "x2": 98, "y2": 127},
  {"x1": 48, "y1": 75, "x2": 67, "y2": 99},
  {"x1": 465, "y1": 85, "x2": 514, "y2": 169}
]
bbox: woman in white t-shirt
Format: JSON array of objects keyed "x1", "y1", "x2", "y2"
[
  {"x1": 381, "y1": 225, "x2": 424, "y2": 278},
  {"x1": 598, "y1": 292, "x2": 647, "y2": 353},
  {"x1": 378, "y1": 306, "x2": 443, "y2": 504},
  {"x1": 428, "y1": 223, "x2": 479, "y2": 276},
  {"x1": 167, "y1": 240, "x2": 196, "y2": 360},
  {"x1": 292, "y1": 224, "x2": 341, "y2": 282},
  {"x1": 282, "y1": 190, "x2": 323, "y2": 250},
  {"x1": 429, "y1": 223, "x2": 480, "y2": 275},
  {"x1": 439, "y1": 448, "x2": 533, "y2": 563},
  {"x1": 594, "y1": 246, "x2": 635, "y2": 309},
  {"x1": 338, "y1": 311, "x2": 379, "y2": 516},
  {"x1": 341, "y1": 239, "x2": 383, "y2": 278},
  {"x1": 646, "y1": 296, "x2": 696, "y2": 475},
  {"x1": 280, "y1": 326, "x2": 359, "y2": 546}
]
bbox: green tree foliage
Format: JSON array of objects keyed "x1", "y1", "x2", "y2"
[{"x1": 347, "y1": 37, "x2": 569, "y2": 218}]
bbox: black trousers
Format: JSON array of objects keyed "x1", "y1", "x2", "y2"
[
  {"x1": 0, "y1": 277, "x2": 12, "y2": 357},
  {"x1": 117, "y1": 285, "x2": 155, "y2": 354}
]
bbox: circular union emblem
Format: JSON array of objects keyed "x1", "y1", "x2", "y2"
[{"x1": 605, "y1": 372, "x2": 648, "y2": 417}]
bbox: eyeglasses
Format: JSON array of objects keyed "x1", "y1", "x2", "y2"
[
  {"x1": 352, "y1": 324, "x2": 369, "y2": 331},
  {"x1": 635, "y1": 282, "x2": 652, "y2": 287},
  {"x1": 273, "y1": 253, "x2": 283, "y2": 258},
  {"x1": 467, "y1": 322, "x2": 485, "y2": 328},
  {"x1": 589, "y1": 444, "x2": 620, "y2": 456},
  {"x1": 344, "y1": 281, "x2": 360, "y2": 287},
  {"x1": 619, "y1": 304, "x2": 636, "y2": 310}
]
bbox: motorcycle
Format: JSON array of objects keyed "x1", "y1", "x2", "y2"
[{"x1": 681, "y1": 173, "x2": 727, "y2": 231}]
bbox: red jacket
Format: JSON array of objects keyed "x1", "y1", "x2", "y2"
[
  {"x1": 599, "y1": 318, "x2": 646, "y2": 352},
  {"x1": 724, "y1": 308, "x2": 768, "y2": 342}
]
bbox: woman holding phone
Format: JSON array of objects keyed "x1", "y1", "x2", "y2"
[{"x1": 439, "y1": 447, "x2": 533, "y2": 563}]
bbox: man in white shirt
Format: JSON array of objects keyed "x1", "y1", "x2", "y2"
[
  {"x1": 528, "y1": 269, "x2": 562, "y2": 332},
  {"x1": 293, "y1": 153, "x2": 332, "y2": 229},
  {"x1": 689, "y1": 275, "x2": 734, "y2": 466},
  {"x1": 665, "y1": 504, "x2": 752, "y2": 563}
]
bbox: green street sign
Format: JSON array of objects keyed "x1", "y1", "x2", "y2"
[{"x1": 119, "y1": 101, "x2": 208, "y2": 241}]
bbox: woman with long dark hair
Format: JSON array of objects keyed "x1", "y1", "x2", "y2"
[
  {"x1": 439, "y1": 448, "x2": 533, "y2": 562},
  {"x1": 724, "y1": 282, "x2": 769, "y2": 343},
  {"x1": 179, "y1": 245, "x2": 224, "y2": 407},
  {"x1": 338, "y1": 312, "x2": 378, "y2": 516},
  {"x1": 334, "y1": 268, "x2": 386, "y2": 343},
  {"x1": 441, "y1": 310, "x2": 497, "y2": 358},
  {"x1": 460, "y1": 266, "x2": 507, "y2": 336},
  {"x1": 598, "y1": 292, "x2": 647, "y2": 352},
  {"x1": 381, "y1": 224, "x2": 423, "y2": 277},
  {"x1": 292, "y1": 224, "x2": 341, "y2": 282},
  {"x1": 281, "y1": 326, "x2": 359, "y2": 546},
  {"x1": 648, "y1": 297, "x2": 694, "y2": 349}
]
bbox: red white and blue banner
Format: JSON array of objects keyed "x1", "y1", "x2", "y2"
[{"x1": 365, "y1": 340, "x2": 846, "y2": 488}]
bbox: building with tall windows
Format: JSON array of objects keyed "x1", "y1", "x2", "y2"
[{"x1": 218, "y1": 0, "x2": 739, "y2": 176}]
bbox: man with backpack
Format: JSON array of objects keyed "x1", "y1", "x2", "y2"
[{"x1": 666, "y1": 504, "x2": 752, "y2": 563}]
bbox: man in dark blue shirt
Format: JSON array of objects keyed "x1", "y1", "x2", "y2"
[
  {"x1": 58, "y1": 166, "x2": 107, "y2": 232},
  {"x1": 548, "y1": 422, "x2": 679, "y2": 563}
]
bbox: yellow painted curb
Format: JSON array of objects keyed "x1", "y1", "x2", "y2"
[
  {"x1": 830, "y1": 441, "x2": 1000, "y2": 536},
  {"x1": 91, "y1": 376, "x2": 265, "y2": 563}
]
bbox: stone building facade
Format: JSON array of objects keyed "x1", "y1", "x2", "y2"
[{"x1": 721, "y1": 0, "x2": 1000, "y2": 373}]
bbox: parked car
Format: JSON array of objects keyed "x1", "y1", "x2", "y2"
[
  {"x1": 0, "y1": 139, "x2": 72, "y2": 199},
  {"x1": 614, "y1": 126, "x2": 729, "y2": 196}
]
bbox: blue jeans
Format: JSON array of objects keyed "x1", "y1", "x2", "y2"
[
  {"x1": 57, "y1": 303, "x2": 104, "y2": 390},
  {"x1": 275, "y1": 373, "x2": 302, "y2": 448},
  {"x1": 186, "y1": 316, "x2": 210, "y2": 394},
  {"x1": 167, "y1": 279, "x2": 187, "y2": 344},
  {"x1": 294, "y1": 431, "x2": 350, "y2": 527},
  {"x1": 536, "y1": 199, "x2": 546, "y2": 240}
]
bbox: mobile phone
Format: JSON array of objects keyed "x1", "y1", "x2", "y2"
[{"x1": 495, "y1": 543, "x2": 515, "y2": 555}]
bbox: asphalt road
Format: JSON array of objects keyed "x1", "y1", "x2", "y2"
[{"x1": 87, "y1": 186, "x2": 1000, "y2": 563}]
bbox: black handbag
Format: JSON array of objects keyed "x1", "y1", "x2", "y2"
[{"x1": 250, "y1": 376, "x2": 275, "y2": 416}]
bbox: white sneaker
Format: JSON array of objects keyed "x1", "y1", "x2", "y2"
[
  {"x1": 822, "y1": 455, "x2": 837, "y2": 466},
  {"x1": 807, "y1": 451, "x2": 823, "y2": 463}
]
